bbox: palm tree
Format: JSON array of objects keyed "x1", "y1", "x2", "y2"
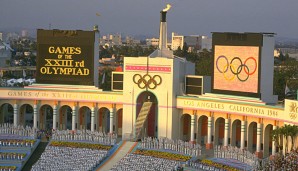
[
  {"x1": 271, "y1": 127, "x2": 285, "y2": 154},
  {"x1": 280, "y1": 125, "x2": 292, "y2": 152},
  {"x1": 288, "y1": 125, "x2": 298, "y2": 150}
]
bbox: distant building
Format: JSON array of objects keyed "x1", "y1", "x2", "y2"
[
  {"x1": 274, "y1": 49, "x2": 280, "y2": 57},
  {"x1": 171, "y1": 32, "x2": 212, "y2": 51},
  {"x1": 278, "y1": 48, "x2": 298, "y2": 60},
  {"x1": 100, "y1": 34, "x2": 122, "y2": 46},
  {"x1": 6, "y1": 32, "x2": 19, "y2": 41},
  {"x1": 21, "y1": 30, "x2": 28, "y2": 37},
  {"x1": 200, "y1": 36, "x2": 212, "y2": 51},
  {"x1": 146, "y1": 38, "x2": 159, "y2": 47},
  {"x1": 0, "y1": 40, "x2": 13, "y2": 67},
  {"x1": 126, "y1": 36, "x2": 141, "y2": 46}
]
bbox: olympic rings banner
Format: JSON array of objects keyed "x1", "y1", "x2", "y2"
[
  {"x1": 213, "y1": 45, "x2": 259, "y2": 93},
  {"x1": 133, "y1": 74, "x2": 162, "y2": 90}
]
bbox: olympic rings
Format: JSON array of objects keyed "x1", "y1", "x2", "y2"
[
  {"x1": 216, "y1": 55, "x2": 229, "y2": 73},
  {"x1": 215, "y1": 55, "x2": 257, "y2": 82},
  {"x1": 230, "y1": 57, "x2": 242, "y2": 75},
  {"x1": 133, "y1": 74, "x2": 162, "y2": 89},
  {"x1": 223, "y1": 64, "x2": 235, "y2": 81},
  {"x1": 236, "y1": 64, "x2": 250, "y2": 82},
  {"x1": 244, "y1": 57, "x2": 257, "y2": 75}
]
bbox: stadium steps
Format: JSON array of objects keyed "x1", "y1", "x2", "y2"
[
  {"x1": 97, "y1": 141, "x2": 138, "y2": 171},
  {"x1": 134, "y1": 102, "x2": 152, "y2": 141},
  {"x1": 22, "y1": 142, "x2": 48, "y2": 171}
]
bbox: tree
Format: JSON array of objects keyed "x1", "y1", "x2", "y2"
[
  {"x1": 273, "y1": 56, "x2": 298, "y2": 100},
  {"x1": 195, "y1": 49, "x2": 212, "y2": 76},
  {"x1": 271, "y1": 128, "x2": 282, "y2": 153},
  {"x1": 288, "y1": 125, "x2": 298, "y2": 150},
  {"x1": 272, "y1": 124, "x2": 298, "y2": 153}
]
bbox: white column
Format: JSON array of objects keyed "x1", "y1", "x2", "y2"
[
  {"x1": 256, "y1": 123, "x2": 263, "y2": 153},
  {"x1": 207, "y1": 116, "x2": 212, "y2": 144},
  {"x1": 91, "y1": 107, "x2": 95, "y2": 131},
  {"x1": 33, "y1": 104, "x2": 37, "y2": 128},
  {"x1": 13, "y1": 104, "x2": 18, "y2": 127},
  {"x1": 53, "y1": 105, "x2": 57, "y2": 130},
  {"x1": 109, "y1": 108, "x2": 114, "y2": 134},
  {"x1": 72, "y1": 106, "x2": 77, "y2": 131},
  {"x1": 190, "y1": 114, "x2": 196, "y2": 143},
  {"x1": 224, "y1": 118, "x2": 230, "y2": 146},
  {"x1": 241, "y1": 120, "x2": 246, "y2": 150},
  {"x1": 272, "y1": 125, "x2": 278, "y2": 155}
]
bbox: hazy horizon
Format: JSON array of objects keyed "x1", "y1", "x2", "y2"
[{"x1": 1, "y1": 0, "x2": 298, "y2": 39}]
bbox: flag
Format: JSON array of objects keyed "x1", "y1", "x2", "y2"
[
  {"x1": 23, "y1": 69, "x2": 26, "y2": 78},
  {"x1": 285, "y1": 83, "x2": 290, "y2": 96},
  {"x1": 101, "y1": 72, "x2": 105, "y2": 84}
]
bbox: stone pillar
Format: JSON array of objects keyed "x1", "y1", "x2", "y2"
[
  {"x1": 224, "y1": 118, "x2": 230, "y2": 147},
  {"x1": 72, "y1": 106, "x2": 77, "y2": 131},
  {"x1": 190, "y1": 114, "x2": 196, "y2": 143},
  {"x1": 256, "y1": 123, "x2": 263, "y2": 158},
  {"x1": 91, "y1": 107, "x2": 95, "y2": 131},
  {"x1": 53, "y1": 105, "x2": 57, "y2": 130},
  {"x1": 109, "y1": 107, "x2": 114, "y2": 134},
  {"x1": 33, "y1": 104, "x2": 38, "y2": 128},
  {"x1": 206, "y1": 116, "x2": 213, "y2": 149},
  {"x1": 13, "y1": 104, "x2": 18, "y2": 127},
  {"x1": 241, "y1": 120, "x2": 247, "y2": 150},
  {"x1": 272, "y1": 125, "x2": 278, "y2": 156}
]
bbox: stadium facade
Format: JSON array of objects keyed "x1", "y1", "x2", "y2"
[{"x1": 0, "y1": 8, "x2": 298, "y2": 160}]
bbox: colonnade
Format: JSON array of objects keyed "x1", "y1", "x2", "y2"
[
  {"x1": 183, "y1": 113, "x2": 277, "y2": 158},
  {"x1": 0, "y1": 103, "x2": 122, "y2": 135}
]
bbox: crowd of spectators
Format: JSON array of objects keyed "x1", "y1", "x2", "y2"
[
  {"x1": 31, "y1": 145, "x2": 108, "y2": 171},
  {"x1": 264, "y1": 150, "x2": 298, "y2": 170},
  {"x1": 110, "y1": 153, "x2": 182, "y2": 171}
]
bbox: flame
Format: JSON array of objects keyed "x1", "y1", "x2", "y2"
[{"x1": 162, "y1": 4, "x2": 171, "y2": 12}]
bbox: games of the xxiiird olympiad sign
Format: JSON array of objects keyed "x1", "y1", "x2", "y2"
[{"x1": 36, "y1": 29, "x2": 98, "y2": 86}]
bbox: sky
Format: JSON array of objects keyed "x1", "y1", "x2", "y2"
[{"x1": 1, "y1": 0, "x2": 298, "y2": 39}]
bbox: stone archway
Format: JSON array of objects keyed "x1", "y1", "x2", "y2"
[
  {"x1": 0, "y1": 103, "x2": 13, "y2": 124},
  {"x1": 59, "y1": 105, "x2": 72, "y2": 130},
  {"x1": 248, "y1": 122, "x2": 257, "y2": 153},
  {"x1": 197, "y1": 115, "x2": 208, "y2": 145},
  {"x1": 215, "y1": 117, "x2": 225, "y2": 146},
  {"x1": 263, "y1": 124, "x2": 273, "y2": 157},
  {"x1": 136, "y1": 91, "x2": 158, "y2": 138},
  {"x1": 180, "y1": 114, "x2": 191, "y2": 141},
  {"x1": 97, "y1": 107, "x2": 110, "y2": 133},
  {"x1": 39, "y1": 105, "x2": 53, "y2": 130},
  {"x1": 231, "y1": 119, "x2": 241, "y2": 147},
  {"x1": 19, "y1": 104, "x2": 33, "y2": 127},
  {"x1": 79, "y1": 106, "x2": 91, "y2": 130}
]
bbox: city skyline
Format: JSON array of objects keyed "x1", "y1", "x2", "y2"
[{"x1": 0, "y1": 0, "x2": 298, "y2": 39}]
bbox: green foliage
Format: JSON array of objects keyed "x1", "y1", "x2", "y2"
[
  {"x1": 271, "y1": 124, "x2": 298, "y2": 152},
  {"x1": 173, "y1": 48, "x2": 212, "y2": 76},
  {"x1": 99, "y1": 67, "x2": 113, "y2": 91},
  {"x1": 195, "y1": 49, "x2": 212, "y2": 76},
  {"x1": 273, "y1": 56, "x2": 298, "y2": 100}
]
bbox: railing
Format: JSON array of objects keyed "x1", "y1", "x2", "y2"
[
  {"x1": 51, "y1": 129, "x2": 117, "y2": 146},
  {"x1": 140, "y1": 137, "x2": 201, "y2": 157},
  {"x1": 214, "y1": 145, "x2": 258, "y2": 167},
  {"x1": 214, "y1": 145, "x2": 271, "y2": 170},
  {"x1": 0, "y1": 123, "x2": 38, "y2": 139}
]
